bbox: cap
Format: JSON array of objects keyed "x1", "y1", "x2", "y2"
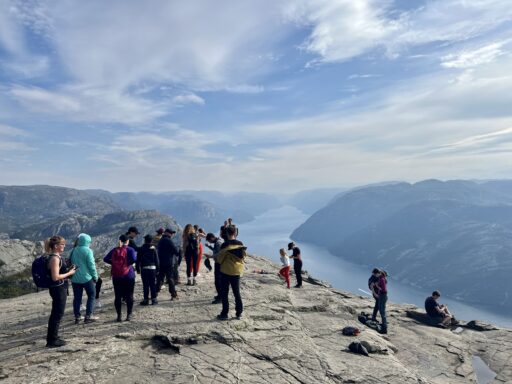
[
  {"x1": 128, "y1": 226, "x2": 140, "y2": 234},
  {"x1": 287, "y1": 242, "x2": 295, "y2": 250},
  {"x1": 156, "y1": 228, "x2": 164, "y2": 234},
  {"x1": 164, "y1": 228, "x2": 176, "y2": 234},
  {"x1": 119, "y1": 234, "x2": 129, "y2": 242}
]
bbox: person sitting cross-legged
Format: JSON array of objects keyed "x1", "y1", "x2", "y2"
[{"x1": 425, "y1": 290, "x2": 457, "y2": 327}]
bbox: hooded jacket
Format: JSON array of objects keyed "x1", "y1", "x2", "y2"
[
  {"x1": 217, "y1": 241, "x2": 247, "y2": 276},
  {"x1": 70, "y1": 233, "x2": 99, "y2": 284}
]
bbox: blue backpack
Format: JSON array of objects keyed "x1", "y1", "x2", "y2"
[{"x1": 32, "y1": 255, "x2": 53, "y2": 288}]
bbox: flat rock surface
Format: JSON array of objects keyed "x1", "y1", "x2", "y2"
[{"x1": 0, "y1": 255, "x2": 511, "y2": 383}]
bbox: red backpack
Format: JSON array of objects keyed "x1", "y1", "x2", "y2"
[{"x1": 111, "y1": 247, "x2": 130, "y2": 278}]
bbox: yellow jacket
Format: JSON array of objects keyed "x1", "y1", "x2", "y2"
[{"x1": 217, "y1": 243, "x2": 247, "y2": 276}]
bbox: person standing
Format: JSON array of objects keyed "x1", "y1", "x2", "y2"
[
  {"x1": 70, "y1": 233, "x2": 99, "y2": 324},
  {"x1": 182, "y1": 224, "x2": 200, "y2": 285},
  {"x1": 157, "y1": 228, "x2": 179, "y2": 300},
  {"x1": 377, "y1": 270, "x2": 388, "y2": 334},
  {"x1": 104, "y1": 234, "x2": 137, "y2": 322},
  {"x1": 136, "y1": 234, "x2": 160, "y2": 305},
  {"x1": 126, "y1": 226, "x2": 140, "y2": 252},
  {"x1": 217, "y1": 225, "x2": 246, "y2": 320},
  {"x1": 288, "y1": 242, "x2": 303, "y2": 288},
  {"x1": 205, "y1": 233, "x2": 223, "y2": 304},
  {"x1": 278, "y1": 248, "x2": 291, "y2": 289},
  {"x1": 368, "y1": 268, "x2": 381, "y2": 322},
  {"x1": 152, "y1": 228, "x2": 164, "y2": 247},
  {"x1": 45, "y1": 236, "x2": 77, "y2": 347}
]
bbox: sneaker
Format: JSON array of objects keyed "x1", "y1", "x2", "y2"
[
  {"x1": 235, "y1": 313, "x2": 243, "y2": 320},
  {"x1": 294, "y1": 285, "x2": 302, "y2": 288},
  {"x1": 46, "y1": 339, "x2": 67, "y2": 348},
  {"x1": 74, "y1": 317, "x2": 81, "y2": 325},
  {"x1": 192, "y1": 278, "x2": 197, "y2": 286},
  {"x1": 84, "y1": 316, "x2": 99, "y2": 324},
  {"x1": 116, "y1": 315, "x2": 122, "y2": 322},
  {"x1": 186, "y1": 279, "x2": 192, "y2": 286},
  {"x1": 217, "y1": 314, "x2": 229, "y2": 321},
  {"x1": 151, "y1": 300, "x2": 158, "y2": 305},
  {"x1": 140, "y1": 300, "x2": 149, "y2": 306},
  {"x1": 80, "y1": 304, "x2": 86, "y2": 311},
  {"x1": 95, "y1": 300, "x2": 102, "y2": 309},
  {"x1": 126, "y1": 314, "x2": 132, "y2": 321},
  {"x1": 211, "y1": 298, "x2": 221, "y2": 304}
]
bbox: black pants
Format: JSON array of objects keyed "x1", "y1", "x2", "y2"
[
  {"x1": 95, "y1": 277, "x2": 103, "y2": 299},
  {"x1": 294, "y1": 260, "x2": 303, "y2": 287},
  {"x1": 141, "y1": 269, "x2": 158, "y2": 301},
  {"x1": 372, "y1": 296, "x2": 380, "y2": 321},
  {"x1": 113, "y1": 278, "x2": 135, "y2": 318},
  {"x1": 214, "y1": 262, "x2": 221, "y2": 299},
  {"x1": 219, "y1": 272, "x2": 243, "y2": 317},
  {"x1": 157, "y1": 265, "x2": 177, "y2": 296},
  {"x1": 185, "y1": 253, "x2": 198, "y2": 278},
  {"x1": 47, "y1": 284, "x2": 67, "y2": 344}
]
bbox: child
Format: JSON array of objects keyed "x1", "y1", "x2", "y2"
[{"x1": 278, "y1": 248, "x2": 291, "y2": 289}]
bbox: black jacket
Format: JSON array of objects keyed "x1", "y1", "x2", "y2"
[
  {"x1": 157, "y1": 235, "x2": 179, "y2": 267},
  {"x1": 136, "y1": 244, "x2": 159, "y2": 272}
]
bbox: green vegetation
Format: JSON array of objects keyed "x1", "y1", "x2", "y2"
[{"x1": 0, "y1": 268, "x2": 37, "y2": 299}]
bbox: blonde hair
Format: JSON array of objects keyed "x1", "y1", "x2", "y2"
[
  {"x1": 182, "y1": 224, "x2": 195, "y2": 248},
  {"x1": 279, "y1": 248, "x2": 287, "y2": 257},
  {"x1": 44, "y1": 235, "x2": 65, "y2": 253}
]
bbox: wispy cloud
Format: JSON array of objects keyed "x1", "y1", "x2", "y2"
[
  {"x1": 172, "y1": 93, "x2": 205, "y2": 106},
  {"x1": 441, "y1": 41, "x2": 508, "y2": 69}
]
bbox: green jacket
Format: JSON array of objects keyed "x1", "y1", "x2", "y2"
[
  {"x1": 70, "y1": 233, "x2": 98, "y2": 284},
  {"x1": 217, "y1": 243, "x2": 247, "y2": 276}
]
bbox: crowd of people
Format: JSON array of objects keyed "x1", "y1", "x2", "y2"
[{"x1": 41, "y1": 217, "x2": 456, "y2": 347}]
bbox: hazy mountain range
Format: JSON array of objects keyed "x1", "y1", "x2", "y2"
[{"x1": 291, "y1": 179, "x2": 512, "y2": 314}]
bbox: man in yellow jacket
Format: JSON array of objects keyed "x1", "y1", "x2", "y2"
[{"x1": 216, "y1": 225, "x2": 246, "y2": 320}]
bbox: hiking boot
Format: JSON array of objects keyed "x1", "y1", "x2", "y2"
[
  {"x1": 74, "y1": 317, "x2": 81, "y2": 325},
  {"x1": 126, "y1": 314, "x2": 132, "y2": 321},
  {"x1": 84, "y1": 316, "x2": 99, "y2": 324},
  {"x1": 151, "y1": 299, "x2": 158, "y2": 305},
  {"x1": 116, "y1": 315, "x2": 122, "y2": 322},
  {"x1": 139, "y1": 300, "x2": 149, "y2": 306},
  {"x1": 46, "y1": 338, "x2": 67, "y2": 348},
  {"x1": 211, "y1": 298, "x2": 221, "y2": 304},
  {"x1": 217, "y1": 314, "x2": 229, "y2": 321}
]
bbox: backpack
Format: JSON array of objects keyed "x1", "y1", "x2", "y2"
[
  {"x1": 348, "y1": 341, "x2": 369, "y2": 357},
  {"x1": 32, "y1": 255, "x2": 52, "y2": 288},
  {"x1": 342, "y1": 326, "x2": 361, "y2": 336},
  {"x1": 111, "y1": 247, "x2": 130, "y2": 278}
]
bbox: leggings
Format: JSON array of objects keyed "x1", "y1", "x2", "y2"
[
  {"x1": 279, "y1": 266, "x2": 291, "y2": 288},
  {"x1": 113, "y1": 278, "x2": 135, "y2": 318},
  {"x1": 185, "y1": 252, "x2": 199, "y2": 278},
  {"x1": 95, "y1": 277, "x2": 103, "y2": 299},
  {"x1": 47, "y1": 284, "x2": 67, "y2": 344}
]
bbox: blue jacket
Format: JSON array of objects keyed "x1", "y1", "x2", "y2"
[{"x1": 70, "y1": 233, "x2": 98, "y2": 284}]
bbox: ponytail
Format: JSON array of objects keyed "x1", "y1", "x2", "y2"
[{"x1": 44, "y1": 235, "x2": 65, "y2": 253}]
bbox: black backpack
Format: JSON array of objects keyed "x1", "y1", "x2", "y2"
[{"x1": 32, "y1": 255, "x2": 52, "y2": 288}]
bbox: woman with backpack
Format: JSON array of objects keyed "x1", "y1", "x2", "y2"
[
  {"x1": 70, "y1": 233, "x2": 99, "y2": 324},
  {"x1": 104, "y1": 234, "x2": 137, "y2": 322},
  {"x1": 45, "y1": 235, "x2": 77, "y2": 348},
  {"x1": 182, "y1": 224, "x2": 200, "y2": 286},
  {"x1": 377, "y1": 270, "x2": 388, "y2": 334}
]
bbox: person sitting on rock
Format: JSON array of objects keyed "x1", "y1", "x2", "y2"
[
  {"x1": 216, "y1": 225, "x2": 247, "y2": 320},
  {"x1": 278, "y1": 248, "x2": 291, "y2": 289},
  {"x1": 425, "y1": 291, "x2": 456, "y2": 327}
]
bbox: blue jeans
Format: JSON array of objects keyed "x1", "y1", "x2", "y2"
[
  {"x1": 378, "y1": 293, "x2": 388, "y2": 329},
  {"x1": 72, "y1": 279, "x2": 96, "y2": 318}
]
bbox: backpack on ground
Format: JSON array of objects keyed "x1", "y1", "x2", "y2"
[
  {"x1": 111, "y1": 247, "x2": 130, "y2": 278},
  {"x1": 348, "y1": 341, "x2": 369, "y2": 357},
  {"x1": 32, "y1": 255, "x2": 52, "y2": 288},
  {"x1": 342, "y1": 326, "x2": 361, "y2": 336},
  {"x1": 358, "y1": 312, "x2": 369, "y2": 325}
]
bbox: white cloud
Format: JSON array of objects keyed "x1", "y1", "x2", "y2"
[
  {"x1": 172, "y1": 93, "x2": 205, "y2": 106},
  {"x1": 0, "y1": 124, "x2": 33, "y2": 152},
  {"x1": 441, "y1": 42, "x2": 508, "y2": 69}
]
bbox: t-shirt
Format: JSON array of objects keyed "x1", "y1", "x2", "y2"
[
  {"x1": 292, "y1": 247, "x2": 301, "y2": 262},
  {"x1": 425, "y1": 296, "x2": 441, "y2": 317}
]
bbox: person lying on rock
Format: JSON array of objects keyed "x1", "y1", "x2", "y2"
[{"x1": 425, "y1": 290, "x2": 458, "y2": 327}]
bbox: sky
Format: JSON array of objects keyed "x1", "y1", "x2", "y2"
[{"x1": 1, "y1": 0, "x2": 512, "y2": 193}]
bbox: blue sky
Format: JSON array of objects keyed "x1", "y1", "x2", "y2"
[{"x1": 1, "y1": 0, "x2": 512, "y2": 192}]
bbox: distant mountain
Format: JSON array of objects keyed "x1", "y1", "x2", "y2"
[
  {"x1": 287, "y1": 188, "x2": 346, "y2": 214},
  {"x1": 291, "y1": 179, "x2": 512, "y2": 314},
  {"x1": 0, "y1": 185, "x2": 120, "y2": 232}
]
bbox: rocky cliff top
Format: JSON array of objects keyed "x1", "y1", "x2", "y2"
[{"x1": 0, "y1": 255, "x2": 510, "y2": 383}]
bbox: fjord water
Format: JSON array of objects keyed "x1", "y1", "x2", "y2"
[{"x1": 238, "y1": 205, "x2": 512, "y2": 329}]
